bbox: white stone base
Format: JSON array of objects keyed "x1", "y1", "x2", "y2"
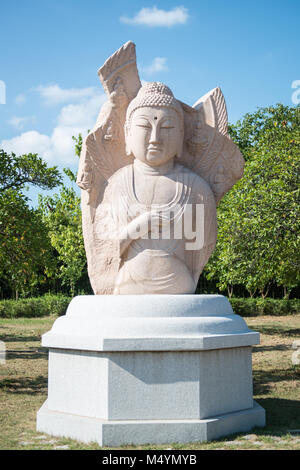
[
  {"x1": 37, "y1": 400, "x2": 265, "y2": 446},
  {"x1": 37, "y1": 295, "x2": 265, "y2": 446}
]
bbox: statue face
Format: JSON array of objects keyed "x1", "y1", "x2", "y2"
[{"x1": 127, "y1": 106, "x2": 183, "y2": 166}]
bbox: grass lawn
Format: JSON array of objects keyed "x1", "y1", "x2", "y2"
[{"x1": 0, "y1": 314, "x2": 299, "y2": 450}]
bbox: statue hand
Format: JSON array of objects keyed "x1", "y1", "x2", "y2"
[
  {"x1": 119, "y1": 210, "x2": 170, "y2": 255},
  {"x1": 147, "y1": 210, "x2": 169, "y2": 228},
  {"x1": 128, "y1": 210, "x2": 168, "y2": 238},
  {"x1": 119, "y1": 212, "x2": 152, "y2": 255}
]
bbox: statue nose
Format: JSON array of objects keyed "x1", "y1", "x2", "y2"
[{"x1": 149, "y1": 125, "x2": 160, "y2": 143}]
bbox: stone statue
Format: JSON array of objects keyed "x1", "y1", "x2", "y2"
[
  {"x1": 77, "y1": 41, "x2": 245, "y2": 294},
  {"x1": 37, "y1": 42, "x2": 264, "y2": 447}
]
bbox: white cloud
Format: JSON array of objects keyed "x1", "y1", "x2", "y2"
[
  {"x1": 15, "y1": 94, "x2": 26, "y2": 106},
  {"x1": 1, "y1": 88, "x2": 106, "y2": 166},
  {"x1": 8, "y1": 115, "x2": 35, "y2": 130},
  {"x1": 120, "y1": 6, "x2": 189, "y2": 27},
  {"x1": 34, "y1": 84, "x2": 99, "y2": 106},
  {"x1": 143, "y1": 57, "x2": 168, "y2": 74},
  {"x1": 57, "y1": 94, "x2": 103, "y2": 128},
  {"x1": 1, "y1": 131, "x2": 53, "y2": 160}
]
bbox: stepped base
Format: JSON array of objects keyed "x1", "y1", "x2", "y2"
[
  {"x1": 37, "y1": 400, "x2": 265, "y2": 446},
  {"x1": 36, "y1": 295, "x2": 265, "y2": 446}
]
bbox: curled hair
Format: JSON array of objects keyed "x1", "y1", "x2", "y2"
[{"x1": 125, "y1": 82, "x2": 184, "y2": 135}]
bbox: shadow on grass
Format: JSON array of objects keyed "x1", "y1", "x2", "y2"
[
  {"x1": 0, "y1": 334, "x2": 40, "y2": 343},
  {"x1": 255, "y1": 397, "x2": 300, "y2": 432},
  {"x1": 253, "y1": 325, "x2": 300, "y2": 337},
  {"x1": 6, "y1": 349, "x2": 47, "y2": 360},
  {"x1": 0, "y1": 375, "x2": 47, "y2": 395},
  {"x1": 253, "y1": 367, "x2": 300, "y2": 395},
  {"x1": 253, "y1": 344, "x2": 292, "y2": 353}
]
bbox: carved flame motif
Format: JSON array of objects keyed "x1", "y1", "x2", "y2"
[{"x1": 187, "y1": 116, "x2": 209, "y2": 156}]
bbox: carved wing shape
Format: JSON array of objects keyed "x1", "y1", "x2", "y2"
[
  {"x1": 98, "y1": 40, "x2": 142, "y2": 102},
  {"x1": 77, "y1": 41, "x2": 141, "y2": 199},
  {"x1": 178, "y1": 87, "x2": 245, "y2": 204},
  {"x1": 76, "y1": 42, "x2": 141, "y2": 294}
]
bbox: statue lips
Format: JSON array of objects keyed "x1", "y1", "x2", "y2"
[{"x1": 147, "y1": 145, "x2": 162, "y2": 154}]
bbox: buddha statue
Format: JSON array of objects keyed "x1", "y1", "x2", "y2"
[
  {"x1": 77, "y1": 41, "x2": 245, "y2": 295},
  {"x1": 109, "y1": 82, "x2": 217, "y2": 294}
]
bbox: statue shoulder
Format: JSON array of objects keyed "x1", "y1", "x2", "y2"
[
  {"x1": 175, "y1": 162, "x2": 215, "y2": 203},
  {"x1": 100, "y1": 164, "x2": 132, "y2": 202},
  {"x1": 107, "y1": 163, "x2": 133, "y2": 184}
]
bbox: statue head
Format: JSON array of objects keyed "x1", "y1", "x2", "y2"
[{"x1": 125, "y1": 82, "x2": 184, "y2": 167}]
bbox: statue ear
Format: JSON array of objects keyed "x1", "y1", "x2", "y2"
[
  {"x1": 125, "y1": 141, "x2": 133, "y2": 158},
  {"x1": 175, "y1": 130, "x2": 184, "y2": 159},
  {"x1": 125, "y1": 125, "x2": 134, "y2": 158}
]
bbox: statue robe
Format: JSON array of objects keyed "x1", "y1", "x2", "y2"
[{"x1": 86, "y1": 162, "x2": 217, "y2": 294}]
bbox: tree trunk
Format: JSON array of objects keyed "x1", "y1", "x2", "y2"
[
  {"x1": 283, "y1": 286, "x2": 291, "y2": 299},
  {"x1": 227, "y1": 284, "x2": 233, "y2": 298},
  {"x1": 70, "y1": 282, "x2": 75, "y2": 298},
  {"x1": 261, "y1": 285, "x2": 270, "y2": 299}
]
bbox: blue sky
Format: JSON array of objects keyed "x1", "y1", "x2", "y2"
[{"x1": 0, "y1": 0, "x2": 299, "y2": 204}]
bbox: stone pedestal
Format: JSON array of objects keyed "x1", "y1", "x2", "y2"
[{"x1": 37, "y1": 295, "x2": 265, "y2": 446}]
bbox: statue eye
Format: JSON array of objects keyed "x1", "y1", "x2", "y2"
[
  {"x1": 160, "y1": 120, "x2": 175, "y2": 129},
  {"x1": 136, "y1": 122, "x2": 151, "y2": 129}
]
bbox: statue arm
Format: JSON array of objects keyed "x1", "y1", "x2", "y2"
[
  {"x1": 118, "y1": 211, "x2": 165, "y2": 256},
  {"x1": 118, "y1": 214, "x2": 149, "y2": 255}
]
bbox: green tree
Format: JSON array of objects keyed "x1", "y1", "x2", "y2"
[
  {"x1": 228, "y1": 103, "x2": 300, "y2": 161},
  {"x1": 0, "y1": 149, "x2": 61, "y2": 191},
  {"x1": 0, "y1": 150, "x2": 62, "y2": 298},
  {"x1": 0, "y1": 190, "x2": 56, "y2": 299},
  {"x1": 39, "y1": 167, "x2": 86, "y2": 297},
  {"x1": 206, "y1": 104, "x2": 300, "y2": 298}
]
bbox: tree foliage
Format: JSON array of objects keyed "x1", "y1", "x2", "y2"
[
  {"x1": 0, "y1": 150, "x2": 62, "y2": 298},
  {"x1": 38, "y1": 169, "x2": 86, "y2": 297},
  {"x1": 206, "y1": 104, "x2": 300, "y2": 298},
  {"x1": 0, "y1": 149, "x2": 62, "y2": 192},
  {"x1": 0, "y1": 190, "x2": 56, "y2": 298}
]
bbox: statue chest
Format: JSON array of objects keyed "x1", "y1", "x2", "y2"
[{"x1": 134, "y1": 173, "x2": 178, "y2": 207}]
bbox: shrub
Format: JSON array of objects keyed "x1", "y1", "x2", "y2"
[
  {"x1": 229, "y1": 298, "x2": 300, "y2": 317},
  {"x1": 0, "y1": 294, "x2": 71, "y2": 318},
  {"x1": 40, "y1": 294, "x2": 71, "y2": 316},
  {"x1": 0, "y1": 295, "x2": 299, "y2": 319}
]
